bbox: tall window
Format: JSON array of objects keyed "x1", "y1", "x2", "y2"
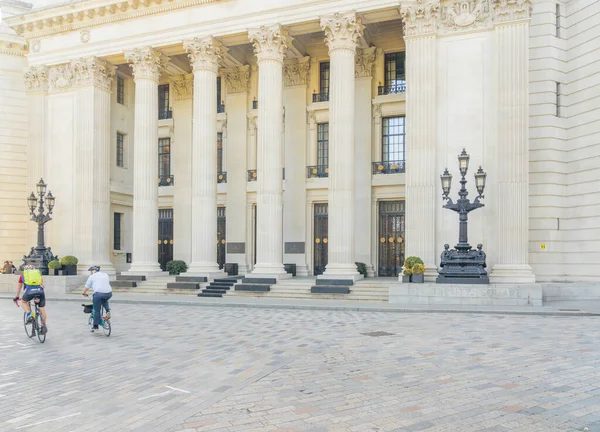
[
  {"x1": 114, "y1": 213, "x2": 122, "y2": 251},
  {"x1": 217, "y1": 133, "x2": 223, "y2": 172},
  {"x1": 319, "y1": 62, "x2": 330, "y2": 95},
  {"x1": 384, "y1": 52, "x2": 406, "y2": 93},
  {"x1": 117, "y1": 76, "x2": 125, "y2": 105},
  {"x1": 382, "y1": 117, "x2": 406, "y2": 163},
  {"x1": 158, "y1": 84, "x2": 171, "y2": 119},
  {"x1": 217, "y1": 76, "x2": 222, "y2": 106},
  {"x1": 158, "y1": 138, "x2": 171, "y2": 180},
  {"x1": 317, "y1": 123, "x2": 329, "y2": 171},
  {"x1": 116, "y1": 132, "x2": 124, "y2": 168},
  {"x1": 556, "y1": 3, "x2": 561, "y2": 38},
  {"x1": 556, "y1": 82, "x2": 562, "y2": 117}
]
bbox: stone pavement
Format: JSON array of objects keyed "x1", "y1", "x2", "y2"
[{"x1": 1, "y1": 301, "x2": 600, "y2": 432}]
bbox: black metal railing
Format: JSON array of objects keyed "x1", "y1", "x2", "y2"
[
  {"x1": 378, "y1": 82, "x2": 406, "y2": 96},
  {"x1": 312, "y1": 92, "x2": 329, "y2": 103},
  {"x1": 217, "y1": 103, "x2": 225, "y2": 113},
  {"x1": 307, "y1": 165, "x2": 329, "y2": 178},
  {"x1": 158, "y1": 174, "x2": 174, "y2": 186},
  {"x1": 252, "y1": 100, "x2": 258, "y2": 110},
  {"x1": 372, "y1": 161, "x2": 405, "y2": 174},
  {"x1": 247, "y1": 169, "x2": 257, "y2": 182},
  {"x1": 158, "y1": 109, "x2": 172, "y2": 120},
  {"x1": 217, "y1": 171, "x2": 227, "y2": 183}
]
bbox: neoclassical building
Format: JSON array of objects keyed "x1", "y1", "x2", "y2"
[{"x1": 0, "y1": 0, "x2": 598, "y2": 283}]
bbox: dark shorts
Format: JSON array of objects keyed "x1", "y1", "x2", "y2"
[{"x1": 22, "y1": 289, "x2": 46, "y2": 308}]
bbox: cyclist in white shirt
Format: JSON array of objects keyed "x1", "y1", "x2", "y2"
[{"x1": 82, "y1": 266, "x2": 112, "y2": 332}]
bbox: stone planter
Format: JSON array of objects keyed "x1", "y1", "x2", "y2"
[
  {"x1": 402, "y1": 275, "x2": 411, "y2": 283},
  {"x1": 52, "y1": 269, "x2": 60, "y2": 276},
  {"x1": 62, "y1": 265, "x2": 77, "y2": 276},
  {"x1": 411, "y1": 274, "x2": 425, "y2": 283}
]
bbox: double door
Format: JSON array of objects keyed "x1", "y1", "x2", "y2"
[
  {"x1": 313, "y1": 203, "x2": 328, "y2": 275},
  {"x1": 217, "y1": 207, "x2": 226, "y2": 269},
  {"x1": 378, "y1": 200, "x2": 405, "y2": 277},
  {"x1": 158, "y1": 209, "x2": 173, "y2": 271}
]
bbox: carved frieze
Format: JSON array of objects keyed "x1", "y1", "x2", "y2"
[
  {"x1": 400, "y1": 0, "x2": 441, "y2": 37},
  {"x1": 30, "y1": 40, "x2": 40, "y2": 53},
  {"x1": 171, "y1": 74, "x2": 193, "y2": 100},
  {"x1": 320, "y1": 11, "x2": 364, "y2": 52},
  {"x1": 80, "y1": 28, "x2": 90, "y2": 43},
  {"x1": 442, "y1": 0, "x2": 490, "y2": 31},
  {"x1": 283, "y1": 56, "x2": 310, "y2": 87},
  {"x1": 222, "y1": 65, "x2": 250, "y2": 94},
  {"x1": 48, "y1": 64, "x2": 73, "y2": 92},
  {"x1": 492, "y1": 0, "x2": 531, "y2": 23},
  {"x1": 70, "y1": 57, "x2": 115, "y2": 90},
  {"x1": 248, "y1": 24, "x2": 291, "y2": 63},
  {"x1": 24, "y1": 65, "x2": 49, "y2": 92},
  {"x1": 124, "y1": 46, "x2": 168, "y2": 82},
  {"x1": 355, "y1": 47, "x2": 376, "y2": 78},
  {"x1": 183, "y1": 36, "x2": 226, "y2": 73}
]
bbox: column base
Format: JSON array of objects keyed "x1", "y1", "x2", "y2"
[
  {"x1": 251, "y1": 263, "x2": 289, "y2": 278},
  {"x1": 124, "y1": 261, "x2": 165, "y2": 277},
  {"x1": 295, "y1": 265, "x2": 309, "y2": 277},
  {"x1": 187, "y1": 263, "x2": 221, "y2": 274},
  {"x1": 490, "y1": 264, "x2": 536, "y2": 284},
  {"x1": 186, "y1": 271, "x2": 224, "y2": 280},
  {"x1": 78, "y1": 262, "x2": 116, "y2": 276},
  {"x1": 424, "y1": 265, "x2": 438, "y2": 283},
  {"x1": 321, "y1": 264, "x2": 363, "y2": 281}
]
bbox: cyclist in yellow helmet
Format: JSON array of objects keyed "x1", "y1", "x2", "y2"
[{"x1": 14, "y1": 264, "x2": 48, "y2": 334}]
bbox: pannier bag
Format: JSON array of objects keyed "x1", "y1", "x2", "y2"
[{"x1": 82, "y1": 304, "x2": 93, "y2": 314}]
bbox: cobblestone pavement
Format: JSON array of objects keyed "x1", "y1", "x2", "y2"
[{"x1": 1, "y1": 302, "x2": 599, "y2": 432}]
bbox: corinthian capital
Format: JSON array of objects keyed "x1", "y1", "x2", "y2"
[
  {"x1": 124, "y1": 47, "x2": 169, "y2": 82},
  {"x1": 492, "y1": 0, "x2": 531, "y2": 23},
  {"x1": 24, "y1": 65, "x2": 49, "y2": 92},
  {"x1": 183, "y1": 36, "x2": 227, "y2": 74},
  {"x1": 223, "y1": 65, "x2": 250, "y2": 94},
  {"x1": 70, "y1": 57, "x2": 116, "y2": 91},
  {"x1": 400, "y1": 0, "x2": 441, "y2": 37},
  {"x1": 284, "y1": 57, "x2": 310, "y2": 87},
  {"x1": 320, "y1": 11, "x2": 364, "y2": 53},
  {"x1": 355, "y1": 47, "x2": 376, "y2": 78},
  {"x1": 248, "y1": 24, "x2": 291, "y2": 63}
]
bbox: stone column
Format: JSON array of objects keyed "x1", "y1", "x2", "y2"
[
  {"x1": 320, "y1": 11, "x2": 364, "y2": 280},
  {"x1": 71, "y1": 57, "x2": 116, "y2": 273},
  {"x1": 183, "y1": 37, "x2": 226, "y2": 278},
  {"x1": 307, "y1": 111, "x2": 317, "y2": 165},
  {"x1": 490, "y1": 0, "x2": 536, "y2": 283},
  {"x1": 248, "y1": 115, "x2": 257, "y2": 170},
  {"x1": 248, "y1": 25, "x2": 291, "y2": 278},
  {"x1": 124, "y1": 47, "x2": 168, "y2": 275},
  {"x1": 399, "y1": 1, "x2": 439, "y2": 280},
  {"x1": 23, "y1": 66, "x2": 48, "y2": 250}
]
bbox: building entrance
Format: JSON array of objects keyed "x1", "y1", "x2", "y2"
[
  {"x1": 313, "y1": 203, "x2": 328, "y2": 276},
  {"x1": 217, "y1": 207, "x2": 226, "y2": 270},
  {"x1": 158, "y1": 209, "x2": 173, "y2": 271},
  {"x1": 378, "y1": 200, "x2": 405, "y2": 277}
]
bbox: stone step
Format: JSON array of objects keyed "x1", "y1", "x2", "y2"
[
  {"x1": 112, "y1": 281, "x2": 137, "y2": 288},
  {"x1": 198, "y1": 292, "x2": 223, "y2": 298},
  {"x1": 315, "y1": 279, "x2": 354, "y2": 286},
  {"x1": 241, "y1": 277, "x2": 277, "y2": 285},
  {"x1": 176, "y1": 276, "x2": 208, "y2": 283},
  {"x1": 235, "y1": 284, "x2": 271, "y2": 292},
  {"x1": 167, "y1": 282, "x2": 199, "y2": 290},
  {"x1": 116, "y1": 275, "x2": 146, "y2": 281},
  {"x1": 206, "y1": 286, "x2": 231, "y2": 291},
  {"x1": 210, "y1": 281, "x2": 236, "y2": 287},
  {"x1": 311, "y1": 286, "x2": 350, "y2": 294},
  {"x1": 214, "y1": 277, "x2": 243, "y2": 283},
  {"x1": 203, "y1": 288, "x2": 228, "y2": 294}
]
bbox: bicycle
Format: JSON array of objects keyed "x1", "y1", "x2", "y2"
[
  {"x1": 13, "y1": 297, "x2": 46, "y2": 343},
  {"x1": 82, "y1": 297, "x2": 111, "y2": 337}
]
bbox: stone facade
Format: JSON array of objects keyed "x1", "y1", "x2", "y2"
[{"x1": 0, "y1": 0, "x2": 598, "y2": 282}]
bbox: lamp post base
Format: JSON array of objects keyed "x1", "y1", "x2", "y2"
[
  {"x1": 436, "y1": 246, "x2": 489, "y2": 285},
  {"x1": 21, "y1": 246, "x2": 57, "y2": 276}
]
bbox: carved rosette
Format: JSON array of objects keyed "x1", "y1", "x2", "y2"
[
  {"x1": 183, "y1": 36, "x2": 226, "y2": 74},
  {"x1": 492, "y1": 0, "x2": 531, "y2": 23},
  {"x1": 48, "y1": 64, "x2": 74, "y2": 92},
  {"x1": 442, "y1": 0, "x2": 490, "y2": 31},
  {"x1": 70, "y1": 57, "x2": 115, "y2": 91},
  {"x1": 24, "y1": 65, "x2": 49, "y2": 92},
  {"x1": 124, "y1": 47, "x2": 168, "y2": 82},
  {"x1": 222, "y1": 65, "x2": 250, "y2": 94},
  {"x1": 320, "y1": 11, "x2": 364, "y2": 53},
  {"x1": 400, "y1": 0, "x2": 441, "y2": 37},
  {"x1": 283, "y1": 56, "x2": 310, "y2": 87},
  {"x1": 248, "y1": 24, "x2": 291, "y2": 63},
  {"x1": 355, "y1": 47, "x2": 376, "y2": 78},
  {"x1": 171, "y1": 74, "x2": 193, "y2": 100}
]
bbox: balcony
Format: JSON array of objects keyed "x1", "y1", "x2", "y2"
[
  {"x1": 307, "y1": 165, "x2": 328, "y2": 178},
  {"x1": 158, "y1": 174, "x2": 174, "y2": 186},
  {"x1": 377, "y1": 82, "x2": 406, "y2": 96},
  {"x1": 217, "y1": 103, "x2": 225, "y2": 113},
  {"x1": 158, "y1": 109, "x2": 172, "y2": 120},
  {"x1": 217, "y1": 171, "x2": 227, "y2": 183},
  {"x1": 372, "y1": 161, "x2": 405, "y2": 174},
  {"x1": 312, "y1": 92, "x2": 329, "y2": 103},
  {"x1": 247, "y1": 169, "x2": 257, "y2": 182},
  {"x1": 252, "y1": 100, "x2": 258, "y2": 110}
]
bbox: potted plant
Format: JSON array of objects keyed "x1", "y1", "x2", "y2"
[
  {"x1": 355, "y1": 262, "x2": 368, "y2": 278},
  {"x1": 48, "y1": 260, "x2": 62, "y2": 276},
  {"x1": 60, "y1": 255, "x2": 78, "y2": 275},
  {"x1": 402, "y1": 266, "x2": 412, "y2": 283},
  {"x1": 411, "y1": 263, "x2": 425, "y2": 283},
  {"x1": 166, "y1": 260, "x2": 187, "y2": 275},
  {"x1": 403, "y1": 256, "x2": 424, "y2": 283}
]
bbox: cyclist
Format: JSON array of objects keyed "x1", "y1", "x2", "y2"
[
  {"x1": 13, "y1": 264, "x2": 48, "y2": 334},
  {"x1": 82, "y1": 266, "x2": 112, "y2": 332}
]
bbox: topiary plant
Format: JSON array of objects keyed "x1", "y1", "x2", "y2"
[
  {"x1": 355, "y1": 262, "x2": 368, "y2": 278},
  {"x1": 48, "y1": 260, "x2": 62, "y2": 270},
  {"x1": 403, "y1": 256, "x2": 423, "y2": 276},
  {"x1": 60, "y1": 255, "x2": 78, "y2": 266},
  {"x1": 166, "y1": 260, "x2": 188, "y2": 275},
  {"x1": 411, "y1": 263, "x2": 425, "y2": 275}
]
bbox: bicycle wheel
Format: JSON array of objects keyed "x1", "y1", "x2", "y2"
[
  {"x1": 88, "y1": 314, "x2": 94, "y2": 332},
  {"x1": 102, "y1": 309, "x2": 111, "y2": 337},
  {"x1": 23, "y1": 311, "x2": 34, "y2": 338},
  {"x1": 36, "y1": 312, "x2": 46, "y2": 343}
]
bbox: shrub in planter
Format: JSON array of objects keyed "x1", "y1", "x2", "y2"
[
  {"x1": 166, "y1": 260, "x2": 188, "y2": 275},
  {"x1": 60, "y1": 255, "x2": 78, "y2": 275},
  {"x1": 411, "y1": 263, "x2": 426, "y2": 283},
  {"x1": 355, "y1": 262, "x2": 368, "y2": 278},
  {"x1": 403, "y1": 256, "x2": 424, "y2": 283},
  {"x1": 48, "y1": 260, "x2": 62, "y2": 276}
]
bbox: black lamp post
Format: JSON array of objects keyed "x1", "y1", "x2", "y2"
[
  {"x1": 22, "y1": 178, "x2": 57, "y2": 275},
  {"x1": 436, "y1": 149, "x2": 489, "y2": 284}
]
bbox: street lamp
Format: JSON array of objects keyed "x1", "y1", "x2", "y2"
[
  {"x1": 436, "y1": 149, "x2": 489, "y2": 284},
  {"x1": 22, "y1": 178, "x2": 57, "y2": 275}
]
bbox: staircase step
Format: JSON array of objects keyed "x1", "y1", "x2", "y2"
[
  {"x1": 235, "y1": 284, "x2": 271, "y2": 292},
  {"x1": 176, "y1": 276, "x2": 207, "y2": 283},
  {"x1": 167, "y1": 282, "x2": 199, "y2": 290},
  {"x1": 198, "y1": 292, "x2": 223, "y2": 298},
  {"x1": 116, "y1": 275, "x2": 146, "y2": 281},
  {"x1": 210, "y1": 281, "x2": 236, "y2": 286},
  {"x1": 315, "y1": 279, "x2": 353, "y2": 286},
  {"x1": 214, "y1": 277, "x2": 242, "y2": 283},
  {"x1": 311, "y1": 286, "x2": 350, "y2": 294},
  {"x1": 203, "y1": 289, "x2": 228, "y2": 294},
  {"x1": 112, "y1": 281, "x2": 137, "y2": 288},
  {"x1": 241, "y1": 277, "x2": 277, "y2": 284},
  {"x1": 206, "y1": 285, "x2": 230, "y2": 290}
]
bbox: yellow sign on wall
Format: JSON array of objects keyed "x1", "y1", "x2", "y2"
[{"x1": 541, "y1": 244, "x2": 546, "y2": 250}]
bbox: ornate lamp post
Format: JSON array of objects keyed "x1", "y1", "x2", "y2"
[
  {"x1": 22, "y1": 178, "x2": 57, "y2": 275},
  {"x1": 436, "y1": 149, "x2": 489, "y2": 284}
]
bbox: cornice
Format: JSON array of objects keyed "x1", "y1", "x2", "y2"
[{"x1": 6, "y1": 0, "x2": 219, "y2": 39}]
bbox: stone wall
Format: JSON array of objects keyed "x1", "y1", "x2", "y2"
[{"x1": 0, "y1": 274, "x2": 88, "y2": 295}]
